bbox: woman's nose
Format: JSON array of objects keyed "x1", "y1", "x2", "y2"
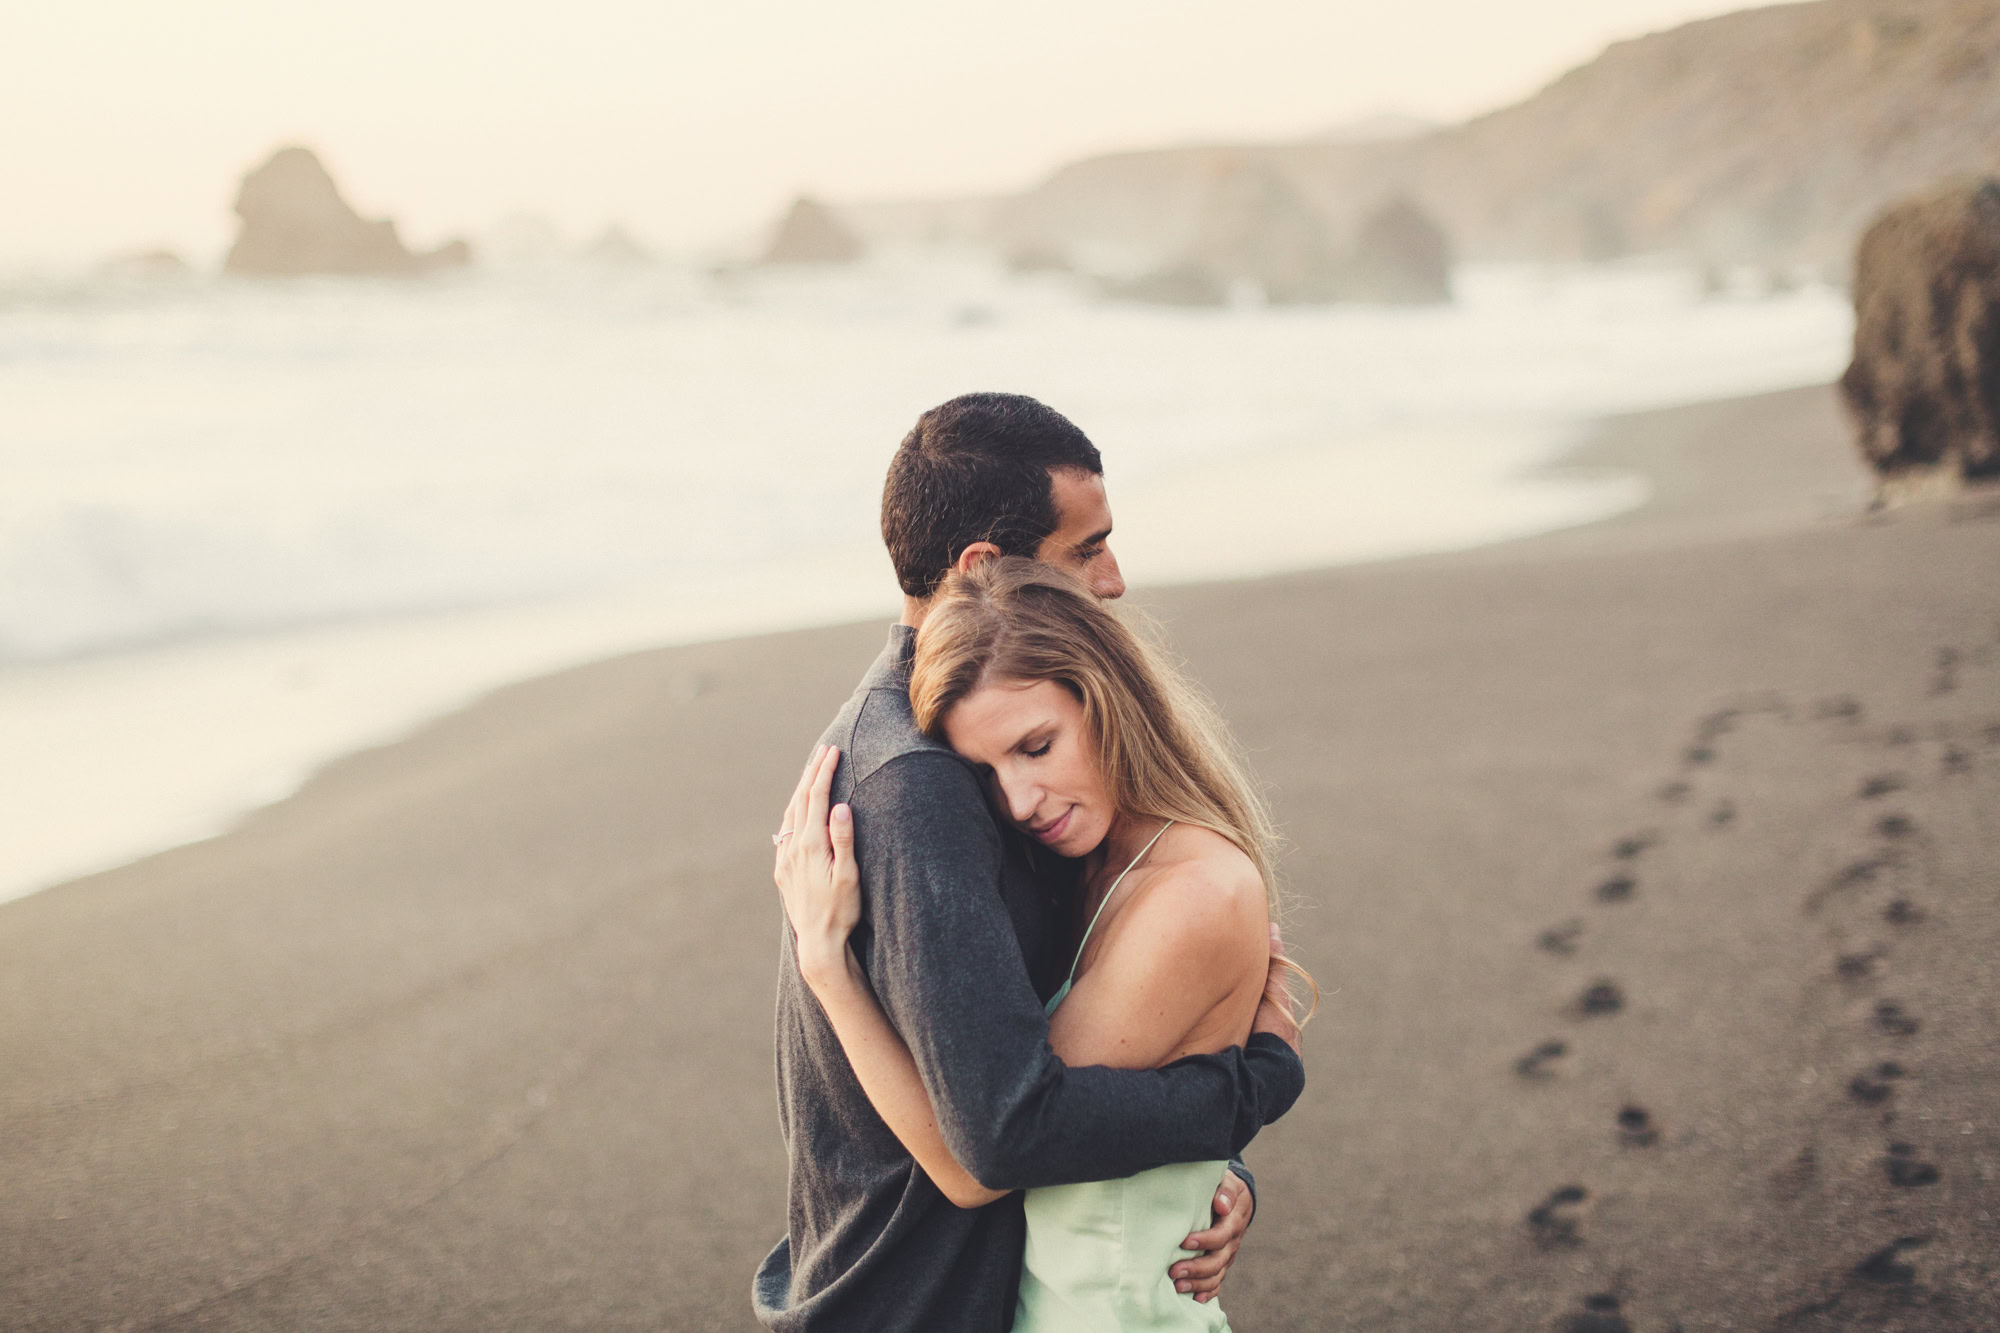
[{"x1": 999, "y1": 774, "x2": 1040, "y2": 826}]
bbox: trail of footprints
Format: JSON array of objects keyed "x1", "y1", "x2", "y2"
[{"x1": 1515, "y1": 626, "x2": 2000, "y2": 1330}]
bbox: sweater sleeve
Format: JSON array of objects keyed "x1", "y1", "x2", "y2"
[{"x1": 847, "y1": 749, "x2": 1304, "y2": 1191}]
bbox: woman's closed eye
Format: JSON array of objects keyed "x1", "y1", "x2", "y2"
[{"x1": 1022, "y1": 737, "x2": 1053, "y2": 759}]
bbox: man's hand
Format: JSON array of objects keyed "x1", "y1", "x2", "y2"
[
  {"x1": 1250, "y1": 922, "x2": 1303, "y2": 1053},
  {"x1": 1171, "y1": 1168, "x2": 1254, "y2": 1303}
]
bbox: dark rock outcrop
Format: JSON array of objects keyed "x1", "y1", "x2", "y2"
[
  {"x1": 1339, "y1": 196, "x2": 1453, "y2": 303},
  {"x1": 759, "y1": 196, "x2": 863, "y2": 265},
  {"x1": 1840, "y1": 179, "x2": 2000, "y2": 479},
  {"x1": 224, "y1": 146, "x2": 471, "y2": 278}
]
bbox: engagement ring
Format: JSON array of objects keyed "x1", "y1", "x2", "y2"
[{"x1": 772, "y1": 829, "x2": 796, "y2": 846}]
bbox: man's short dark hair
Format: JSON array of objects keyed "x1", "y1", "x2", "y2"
[{"x1": 881, "y1": 392, "x2": 1104, "y2": 599}]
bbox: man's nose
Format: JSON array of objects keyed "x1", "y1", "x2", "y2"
[{"x1": 1094, "y1": 549, "x2": 1126, "y2": 600}]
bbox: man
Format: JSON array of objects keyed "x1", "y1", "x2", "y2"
[{"x1": 755, "y1": 393, "x2": 1306, "y2": 1331}]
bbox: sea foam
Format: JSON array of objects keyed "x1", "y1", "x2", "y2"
[{"x1": 0, "y1": 255, "x2": 1851, "y2": 901}]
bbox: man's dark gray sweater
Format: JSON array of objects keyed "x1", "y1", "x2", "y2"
[{"x1": 753, "y1": 626, "x2": 1307, "y2": 1332}]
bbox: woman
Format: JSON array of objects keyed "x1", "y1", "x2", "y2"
[{"x1": 776, "y1": 556, "x2": 1312, "y2": 1331}]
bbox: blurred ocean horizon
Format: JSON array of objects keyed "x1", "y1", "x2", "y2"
[{"x1": 2, "y1": 252, "x2": 1851, "y2": 902}]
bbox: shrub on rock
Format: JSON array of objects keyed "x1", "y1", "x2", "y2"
[{"x1": 1840, "y1": 179, "x2": 2000, "y2": 479}]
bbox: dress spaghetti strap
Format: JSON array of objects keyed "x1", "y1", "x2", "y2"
[{"x1": 1057, "y1": 819, "x2": 1176, "y2": 998}]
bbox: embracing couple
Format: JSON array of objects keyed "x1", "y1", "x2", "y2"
[{"x1": 755, "y1": 393, "x2": 1312, "y2": 1332}]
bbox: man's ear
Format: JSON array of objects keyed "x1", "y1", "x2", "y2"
[{"x1": 954, "y1": 541, "x2": 1002, "y2": 575}]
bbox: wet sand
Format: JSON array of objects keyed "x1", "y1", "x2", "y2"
[{"x1": 4, "y1": 384, "x2": 1997, "y2": 1330}]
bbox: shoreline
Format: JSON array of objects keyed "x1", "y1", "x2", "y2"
[
  {"x1": 0, "y1": 401, "x2": 1657, "y2": 908},
  {"x1": 10, "y1": 379, "x2": 1998, "y2": 1330}
]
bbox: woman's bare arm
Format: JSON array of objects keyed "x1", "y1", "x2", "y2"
[
  {"x1": 776, "y1": 746, "x2": 1004, "y2": 1208},
  {"x1": 802, "y1": 947, "x2": 1008, "y2": 1208}
]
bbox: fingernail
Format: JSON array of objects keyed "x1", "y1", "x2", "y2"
[
  {"x1": 833, "y1": 805, "x2": 851, "y2": 823},
  {"x1": 1175, "y1": 1281, "x2": 1189, "y2": 1293}
]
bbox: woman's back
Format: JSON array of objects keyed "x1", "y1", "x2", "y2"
[{"x1": 1014, "y1": 822, "x2": 1266, "y2": 1333}]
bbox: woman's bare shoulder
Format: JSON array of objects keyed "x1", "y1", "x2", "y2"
[
  {"x1": 1118, "y1": 825, "x2": 1267, "y2": 956},
  {"x1": 1146, "y1": 823, "x2": 1264, "y2": 901}
]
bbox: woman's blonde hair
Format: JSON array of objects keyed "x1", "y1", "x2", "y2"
[{"x1": 910, "y1": 556, "x2": 1315, "y2": 1019}]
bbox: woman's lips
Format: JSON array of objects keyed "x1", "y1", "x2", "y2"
[{"x1": 1031, "y1": 807, "x2": 1073, "y2": 845}]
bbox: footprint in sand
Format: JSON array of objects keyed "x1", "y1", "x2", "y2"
[
  {"x1": 1709, "y1": 799, "x2": 1737, "y2": 829},
  {"x1": 1554, "y1": 1293, "x2": 1631, "y2": 1333},
  {"x1": 1846, "y1": 1062, "x2": 1905, "y2": 1105},
  {"x1": 1873, "y1": 1001, "x2": 1921, "y2": 1038},
  {"x1": 1805, "y1": 856, "x2": 1887, "y2": 914},
  {"x1": 1576, "y1": 980, "x2": 1624, "y2": 1017},
  {"x1": 1834, "y1": 949, "x2": 1881, "y2": 983},
  {"x1": 1858, "y1": 773, "x2": 1906, "y2": 799},
  {"x1": 1852, "y1": 1234, "x2": 1930, "y2": 1286},
  {"x1": 1942, "y1": 744, "x2": 1971, "y2": 774},
  {"x1": 1884, "y1": 1142, "x2": 1940, "y2": 1187},
  {"x1": 1537, "y1": 919, "x2": 1584, "y2": 956},
  {"x1": 1514, "y1": 1040, "x2": 1568, "y2": 1080},
  {"x1": 1594, "y1": 875, "x2": 1636, "y2": 904},
  {"x1": 1931, "y1": 647, "x2": 1960, "y2": 696},
  {"x1": 1525, "y1": 1185, "x2": 1588, "y2": 1249},
  {"x1": 1610, "y1": 832, "x2": 1655, "y2": 860},
  {"x1": 1883, "y1": 897, "x2": 1926, "y2": 926},
  {"x1": 1875, "y1": 813, "x2": 1917, "y2": 840},
  {"x1": 1657, "y1": 780, "x2": 1692, "y2": 804},
  {"x1": 1616, "y1": 1105, "x2": 1659, "y2": 1148},
  {"x1": 1814, "y1": 695, "x2": 1864, "y2": 722}
]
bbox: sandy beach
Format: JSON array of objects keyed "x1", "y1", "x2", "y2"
[{"x1": 4, "y1": 383, "x2": 1996, "y2": 1331}]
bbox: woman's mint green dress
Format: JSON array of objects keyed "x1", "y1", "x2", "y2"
[{"x1": 1013, "y1": 821, "x2": 1232, "y2": 1332}]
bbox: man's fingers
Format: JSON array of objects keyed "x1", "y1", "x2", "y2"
[
  {"x1": 1173, "y1": 1246, "x2": 1234, "y2": 1283},
  {"x1": 1252, "y1": 920, "x2": 1304, "y2": 1049},
  {"x1": 1181, "y1": 1211, "x2": 1247, "y2": 1254}
]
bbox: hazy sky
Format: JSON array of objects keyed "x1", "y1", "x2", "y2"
[{"x1": 4, "y1": 0, "x2": 1774, "y2": 266}]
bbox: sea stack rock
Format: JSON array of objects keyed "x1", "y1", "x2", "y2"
[
  {"x1": 760, "y1": 196, "x2": 864, "y2": 265},
  {"x1": 1840, "y1": 180, "x2": 2000, "y2": 480},
  {"x1": 583, "y1": 224, "x2": 650, "y2": 265},
  {"x1": 224, "y1": 146, "x2": 472, "y2": 277},
  {"x1": 1340, "y1": 196, "x2": 1452, "y2": 304},
  {"x1": 1181, "y1": 157, "x2": 1345, "y2": 304},
  {"x1": 1104, "y1": 156, "x2": 1344, "y2": 306}
]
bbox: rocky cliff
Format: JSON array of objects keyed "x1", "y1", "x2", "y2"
[{"x1": 990, "y1": 0, "x2": 2000, "y2": 276}]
